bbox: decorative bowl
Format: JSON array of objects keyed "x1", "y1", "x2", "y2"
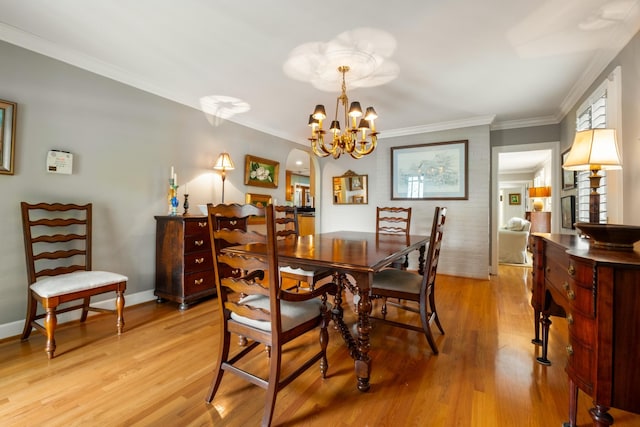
[{"x1": 575, "y1": 222, "x2": 640, "y2": 251}]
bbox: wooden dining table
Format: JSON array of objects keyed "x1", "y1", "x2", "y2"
[{"x1": 222, "y1": 230, "x2": 430, "y2": 392}]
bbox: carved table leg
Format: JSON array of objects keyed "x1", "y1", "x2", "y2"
[
  {"x1": 536, "y1": 313, "x2": 552, "y2": 366},
  {"x1": 355, "y1": 289, "x2": 372, "y2": 392},
  {"x1": 418, "y1": 244, "x2": 426, "y2": 276},
  {"x1": 116, "y1": 290, "x2": 125, "y2": 334}
]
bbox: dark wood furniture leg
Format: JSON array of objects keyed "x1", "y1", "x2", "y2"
[
  {"x1": 418, "y1": 244, "x2": 426, "y2": 275},
  {"x1": 531, "y1": 308, "x2": 542, "y2": 345},
  {"x1": 535, "y1": 313, "x2": 552, "y2": 366}
]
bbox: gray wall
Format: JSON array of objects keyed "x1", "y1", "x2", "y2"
[{"x1": 0, "y1": 41, "x2": 299, "y2": 331}]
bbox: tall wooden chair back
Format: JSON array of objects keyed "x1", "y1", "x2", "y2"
[
  {"x1": 205, "y1": 204, "x2": 335, "y2": 426},
  {"x1": 274, "y1": 205, "x2": 333, "y2": 291},
  {"x1": 376, "y1": 206, "x2": 412, "y2": 269},
  {"x1": 20, "y1": 202, "x2": 127, "y2": 358},
  {"x1": 371, "y1": 206, "x2": 447, "y2": 354}
]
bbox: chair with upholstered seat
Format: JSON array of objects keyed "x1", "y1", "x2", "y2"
[
  {"x1": 376, "y1": 206, "x2": 412, "y2": 269},
  {"x1": 205, "y1": 203, "x2": 335, "y2": 426},
  {"x1": 274, "y1": 205, "x2": 333, "y2": 291},
  {"x1": 371, "y1": 206, "x2": 446, "y2": 354},
  {"x1": 20, "y1": 202, "x2": 127, "y2": 359}
]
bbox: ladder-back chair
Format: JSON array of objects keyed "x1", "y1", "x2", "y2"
[
  {"x1": 274, "y1": 205, "x2": 332, "y2": 291},
  {"x1": 20, "y1": 202, "x2": 127, "y2": 359},
  {"x1": 205, "y1": 204, "x2": 335, "y2": 426},
  {"x1": 376, "y1": 206, "x2": 412, "y2": 269},
  {"x1": 371, "y1": 206, "x2": 446, "y2": 354}
]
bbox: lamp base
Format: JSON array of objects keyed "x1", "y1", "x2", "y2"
[{"x1": 532, "y1": 200, "x2": 544, "y2": 212}]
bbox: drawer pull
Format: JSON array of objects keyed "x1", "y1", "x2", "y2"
[
  {"x1": 198, "y1": 221, "x2": 207, "y2": 228},
  {"x1": 567, "y1": 314, "x2": 574, "y2": 325},
  {"x1": 567, "y1": 289, "x2": 575, "y2": 300},
  {"x1": 562, "y1": 281, "x2": 570, "y2": 291},
  {"x1": 567, "y1": 264, "x2": 576, "y2": 276},
  {"x1": 195, "y1": 257, "x2": 205, "y2": 264},
  {"x1": 546, "y1": 267, "x2": 551, "y2": 274},
  {"x1": 194, "y1": 240, "x2": 204, "y2": 246},
  {"x1": 566, "y1": 345, "x2": 573, "y2": 356},
  {"x1": 194, "y1": 278, "x2": 204, "y2": 285}
]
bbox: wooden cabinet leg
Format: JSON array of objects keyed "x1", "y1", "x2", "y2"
[
  {"x1": 536, "y1": 314, "x2": 552, "y2": 365},
  {"x1": 589, "y1": 404, "x2": 614, "y2": 427}
]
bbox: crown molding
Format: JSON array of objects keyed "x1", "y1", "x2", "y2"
[{"x1": 381, "y1": 115, "x2": 496, "y2": 139}]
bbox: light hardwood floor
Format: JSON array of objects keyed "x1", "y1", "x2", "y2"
[{"x1": 1, "y1": 265, "x2": 639, "y2": 426}]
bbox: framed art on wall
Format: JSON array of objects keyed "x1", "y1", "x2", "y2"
[
  {"x1": 391, "y1": 140, "x2": 468, "y2": 200},
  {"x1": 509, "y1": 193, "x2": 521, "y2": 205},
  {"x1": 244, "y1": 155, "x2": 279, "y2": 188},
  {"x1": 0, "y1": 98, "x2": 17, "y2": 175},
  {"x1": 561, "y1": 195, "x2": 576, "y2": 229},
  {"x1": 245, "y1": 192, "x2": 272, "y2": 224},
  {"x1": 562, "y1": 148, "x2": 576, "y2": 190}
]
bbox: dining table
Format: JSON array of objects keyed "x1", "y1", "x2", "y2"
[{"x1": 222, "y1": 230, "x2": 430, "y2": 392}]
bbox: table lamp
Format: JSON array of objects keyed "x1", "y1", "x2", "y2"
[
  {"x1": 528, "y1": 186, "x2": 551, "y2": 211},
  {"x1": 562, "y1": 129, "x2": 621, "y2": 223},
  {"x1": 213, "y1": 152, "x2": 235, "y2": 203}
]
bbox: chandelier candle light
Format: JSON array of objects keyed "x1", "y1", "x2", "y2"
[{"x1": 308, "y1": 65, "x2": 378, "y2": 159}]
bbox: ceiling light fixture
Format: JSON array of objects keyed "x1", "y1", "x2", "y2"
[{"x1": 308, "y1": 66, "x2": 378, "y2": 159}]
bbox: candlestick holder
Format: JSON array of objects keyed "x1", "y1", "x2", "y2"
[
  {"x1": 168, "y1": 179, "x2": 179, "y2": 215},
  {"x1": 183, "y1": 194, "x2": 190, "y2": 215}
]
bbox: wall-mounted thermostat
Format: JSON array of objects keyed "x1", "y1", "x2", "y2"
[{"x1": 47, "y1": 150, "x2": 73, "y2": 174}]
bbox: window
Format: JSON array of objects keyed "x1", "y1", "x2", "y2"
[{"x1": 574, "y1": 66, "x2": 622, "y2": 224}]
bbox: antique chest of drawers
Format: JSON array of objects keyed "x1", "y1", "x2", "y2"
[
  {"x1": 531, "y1": 233, "x2": 640, "y2": 426},
  {"x1": 154, "y1": 215, "x2": 215, "y2": 309}
]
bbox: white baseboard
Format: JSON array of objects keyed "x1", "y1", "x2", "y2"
[{"x1": 0, "y1": 289, "x2": 157, "y2": 341}]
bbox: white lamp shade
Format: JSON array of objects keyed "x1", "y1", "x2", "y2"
[
  {"x1": 214, "y1": 152, "x2": 235, "y2": 170},
  {"x1": 563, "y1": 129, "x2": 622, "y2": 171}
]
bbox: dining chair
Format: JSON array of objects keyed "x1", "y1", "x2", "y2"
[
  {"x1": 205, "y1": 203, "x2": 336, "y2": 427},
  {"x1": 274, "y1": 205, "x2": 333, "y2": 291},
  {"x1": 376, "y1": 206, "x2": 412, "y2": 269},
  {"x1": 370, "y1": 206, "x2": 447, "y2": 354},
  {"x1": 20, "y1": 202, "x2": 127, "y2": 359}
]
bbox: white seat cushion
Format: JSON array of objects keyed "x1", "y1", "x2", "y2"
[
  {"x1": 373, "y1": 269, "x2": 422, "y2": 293},
  {"x1": 230, "y1": 294, "x2": 327, "y2": 332},
  {"x1": 279, "y1": 266, "x2": 322, "y2": 277},
  {"x1": 31, "y1": 271, "x2": 128, "y2": 298}
]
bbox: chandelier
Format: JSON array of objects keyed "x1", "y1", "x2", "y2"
[{"x1": 308, "y1": 66, "x2": 378, "y2": 159}]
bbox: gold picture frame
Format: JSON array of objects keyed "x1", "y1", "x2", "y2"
[
  {"x1": 509, "y1": 193, "x2": 521, "y2": 205},
  {"x1": 245, "y1": 192, "x2": 272, "y2": 224},
  {"x1": 244, "y1": 155, "x2": 279, "y2": 188},
  {"x1": 0, "y1": 98, "x2": 17, "y2": 175}
]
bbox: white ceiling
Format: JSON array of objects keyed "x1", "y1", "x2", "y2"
[{"x1": 1, "y1": 1, "x2": 639, "y2": 152}]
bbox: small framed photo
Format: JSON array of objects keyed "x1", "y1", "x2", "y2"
[
  {"x1": 350, "y1": 175, "x2": 363, "y2": 191},
  {"x1": 509, "y1": 193, "x2": 521, "y2": 205},
  {"x1": 245, "y1": 155, "x2": 279, "y2": 188},
  {"x1": 0, "y1": 98, "x2": 17, "y2": 175}
]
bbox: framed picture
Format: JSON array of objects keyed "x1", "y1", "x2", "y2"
[
  {"x1": 244, "y1": 155, "x2": 279, "y2": 188},
  {"x1": 391, "y1": 140, "x2": 468, "y2": 200},
  {"x1": 350, "y1": 175, "x2": 363, "y2": 191},
  {"x1": 0, "y1": 99, "x2": 17, "y2": 175},
  {"x1": 562, "y1": 149, "x2": 576, "y2": 190},
  {"x1": 245, "y1": 193, "x2": 272, "y2": 224},
  {"x1": 509, "y1": 193, "x2": 521, "y2": 205},
  {"x1": 561, "y1": 195, "x2": 576, "y2": 229}
]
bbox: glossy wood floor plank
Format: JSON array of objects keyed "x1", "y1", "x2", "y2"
[{"x1": 1, "y1": 265, "x2": 639, "y2": 426}]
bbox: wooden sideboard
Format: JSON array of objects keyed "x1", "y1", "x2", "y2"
[
  {"x1": 531, "y1": 233, "x2": 640, "y2": 427},
  {"x1": 154, "y1": 215, "x2": 215, "y2": 309}
]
